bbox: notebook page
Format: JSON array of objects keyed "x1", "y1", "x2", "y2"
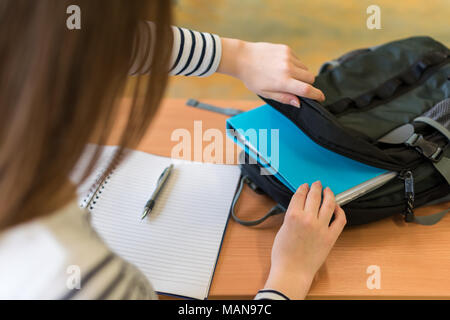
[{"x1": 87, "y1": 149, "x2": 241, "y2": 299}]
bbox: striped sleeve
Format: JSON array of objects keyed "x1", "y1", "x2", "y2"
[
  {"x1": 61, "y1": 252, "x2": 158, "y2": 300},
  {"x1": 254, "y1": 289, "x2": 290, "y2": 300},
  {"x1": 168, "y1": 26, "x2": 222, "y2": 77},
  {"x1": 129, "y1": 22, "x2": 222, "y2": 77}
]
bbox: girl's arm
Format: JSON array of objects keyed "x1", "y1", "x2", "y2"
[{"x1": 131, "y1": 23, "x2": 325, "y2": 107}]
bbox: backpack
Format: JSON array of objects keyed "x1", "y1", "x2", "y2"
[{"x1": 232, "y1": 36, "x2": 450, "y2": 226}]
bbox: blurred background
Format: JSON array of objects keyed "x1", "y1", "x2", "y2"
[{"x1": 167, "y1": 0, "x2": 450, "y2": 100}]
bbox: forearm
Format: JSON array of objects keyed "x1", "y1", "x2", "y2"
[
  {"x1": 263, "y1": 269, "x2": 313, "y2": 300},
  {"x1": 253, "y1": 269, "x2": 313, "y2": 300},
  {"x1": 216, "y1": 37, "x2": 247, "y2": 78}
]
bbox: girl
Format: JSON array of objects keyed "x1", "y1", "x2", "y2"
[{"x1": 0, "y1": 0, "x2": 346, "y2": 300}]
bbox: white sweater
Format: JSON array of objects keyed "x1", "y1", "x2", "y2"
[{"x1": 0, "y1": 200, "x2": 157, "y2": 299}]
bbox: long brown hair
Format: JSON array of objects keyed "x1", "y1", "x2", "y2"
[{"x1": 0, "y1": 0, "x2": 172, "y2": 229}]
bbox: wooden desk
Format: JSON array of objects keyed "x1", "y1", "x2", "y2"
[{"x1": 127, "y1": 98, "x2": 450, "y2": 299}]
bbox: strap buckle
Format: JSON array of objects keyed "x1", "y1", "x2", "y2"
[
  {"x1": 405, "y1": 133, "x2": 443, "y2": 162},
  {"x1": 430, "y1": 147, "x2": 444, "y2": 162}
]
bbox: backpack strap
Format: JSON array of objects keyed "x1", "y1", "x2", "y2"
[
  {"x1": 433, "y1": 150, "x2": 450, "y2": 185},
  {"x1": 412, "y1": 116, "x2": 450, "y2": 184},
  {"x1": 230, "y1": 175, "x2": 285, "y2": 226},
  {"x1": 381, "y1": 115, "x2": 450, "y2": 184},
  {"x1": 400, "y1": 171, "x2": 449, "y2": 225},
  {"x1": 185, "y1": 99, "x2": 243, "y2": 116},
  {"x1": 412, "y1": 207, "x2": 450, "y2": 225},
  {"x1": 378, "y1": 123, "x2": 415, "y2": 144},
  {"x1": 415, "y1": 116, "x2": 450, "y2": 140},
  {"x1": 402, "y1": 117, "x2": 450, "y2": 224}
]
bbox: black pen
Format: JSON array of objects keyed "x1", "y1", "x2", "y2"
[{"x1": 141, "y1": 164, "x2": 174, "y2": 220}]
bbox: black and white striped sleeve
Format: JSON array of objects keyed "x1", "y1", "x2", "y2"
[
  {"x1": 169, "y1": 26, "x2": 222, "y2": 77},
  {"x1": 129, "y1": 22, "x2": 222, "y2": 77},
  {"x1": 254, "y1": 289, "x2": 290, "y2": 300}
]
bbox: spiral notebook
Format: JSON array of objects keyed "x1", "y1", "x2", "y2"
[{"x1": 72, "y1": 145, "x2": 241, "y2": 300}]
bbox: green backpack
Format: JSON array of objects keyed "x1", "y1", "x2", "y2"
[{"x1": 235, "y1": 36, "x2": 450, "y2": 226}]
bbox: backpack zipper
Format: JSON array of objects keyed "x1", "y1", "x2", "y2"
[{"x1": 399, "y1": 170, "x2": 415, "y2": 222}]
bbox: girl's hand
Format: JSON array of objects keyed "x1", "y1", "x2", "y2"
[
  {"x1": 263, "y1": 181, "x2": 346, "y2": 299},
  {"x1": 217, "y1": 38, "x2": 325, "y2": 108}
]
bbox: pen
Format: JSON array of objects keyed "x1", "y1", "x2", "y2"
[{"x1": 141, "y1": 164, "x2": 174, "y2": 220}]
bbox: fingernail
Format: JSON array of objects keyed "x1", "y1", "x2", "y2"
[
  {"x1": 302, "y1": 183, "x2": 309, "y2": 189},
  {"x1": 314, "y1": 180, "x2": 322, "y2": 187},
  {"x1": 290, "y1": 99, "x2": 300, "y2": 108}
]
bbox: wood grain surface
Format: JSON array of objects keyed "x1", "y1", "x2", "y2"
[{"x1": 111, "y1": 98, "x2": 450, "y2": 299}]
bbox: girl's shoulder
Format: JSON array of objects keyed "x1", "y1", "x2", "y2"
[{"x1": 0, "y1": 200, "x2": 156, "y2": 299}]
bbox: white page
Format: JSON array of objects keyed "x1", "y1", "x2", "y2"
[{"x1": 78, "y1": 147, "x2": 241, "y2": 299}]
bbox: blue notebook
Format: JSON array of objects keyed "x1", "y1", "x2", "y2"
[{"x1": 226, "y1": 104, "x2": 390, "y2": 196}]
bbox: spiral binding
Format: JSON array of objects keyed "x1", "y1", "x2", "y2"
[{"x1": 80, "y1": 149, "x2": 124, "y2": 211}]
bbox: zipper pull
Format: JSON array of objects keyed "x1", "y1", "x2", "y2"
[{"x1": 400, "y1": 170, "x2": 415, "y2": 222}]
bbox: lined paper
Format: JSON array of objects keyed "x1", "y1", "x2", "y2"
[{"x1": 76, "y1": 146, "x2": 241, "y2": 299}]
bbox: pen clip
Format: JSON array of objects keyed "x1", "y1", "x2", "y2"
[
  {"x1": 157, "y1": 163, "x2": 174, "y2": 184},
  {"x1": 157, "y1": 167, "x2": 168, "y2": 183}
]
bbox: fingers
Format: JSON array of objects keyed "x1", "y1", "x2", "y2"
[
  {"x1": 318, "y1": 187, "x2": 336, "y2": 224},
  {"x1": 290, "y1": 56, "x2": 308, "y2": 71},
  {"x1": 284, "y1": 79, "x2": 325, "y2": 102},
  {"x1": 262, "y1": 91, "x2": 301, "y2": 108},
  {"x1": 290, "y1": 67, "x2": 315, "y2": 85},
  {"x1": 280, "y1": 44, "x2": 308, "y2": 70},
  {"x1": 287, "y1": 182, "x2": 347, "y2": 240},
  {"x1": 304, "y1": 181, "x2": 322, "y2": 217},
  {"x1": 329, "y1": 205, "x2": 347, "y2": 236},
  {"x1": 286, "y1": 183, "x2": 309, "y2": 215}
]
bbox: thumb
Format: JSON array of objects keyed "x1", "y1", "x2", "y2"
[{"x1": 262, "y1": 91, "x2": 301, "y2": 108}]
